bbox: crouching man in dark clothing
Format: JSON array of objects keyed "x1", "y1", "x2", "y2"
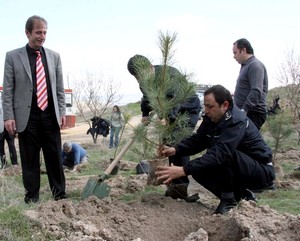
[
  {"x1": 127, "y1": 54, "x2": 201, "y2": 200},
  {"x1": 156, "y1": 85, "x2": 275, "y2": 215}
]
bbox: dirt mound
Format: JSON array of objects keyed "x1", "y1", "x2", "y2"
[
  {"x1": 18, "y1": 122, "x2": 300, "y2": 240},
  {"x1": 23, "y1": 173, "x2": 300, "y2": 241},
  {"x1": 196, "y1": 201, "x2": 300, "y2": 241}
]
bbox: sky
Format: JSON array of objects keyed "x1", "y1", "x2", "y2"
[{"x1": 1, "y1": 0, "x2": 300, "y2": 104}]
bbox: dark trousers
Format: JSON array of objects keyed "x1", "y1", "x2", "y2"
[
  {"x1": 247, "y1": 111, "x2": 267, "y2": 130},
  {"x1": 18, "y1": 110, "x2": 66, "y2": 200},
  {"x1": 0, "y1": 129, "x2": 18, "y2": 165},
  {"x1": 63, "y1": 156, "x2": 75, "y2": 168},
  {"x1": 191, "y1": 150, "x2": 275, "y2": 199}
]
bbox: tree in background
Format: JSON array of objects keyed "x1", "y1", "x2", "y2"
[
  {"x1": 72, "y1": 72, "x2": 122, "y2": 143},
  {"x1": 276, "y1": 49, "x2": 300, "y2": 121},
  {"x1": 265, "y1": 110, "x2": 294, "y2": 177}
]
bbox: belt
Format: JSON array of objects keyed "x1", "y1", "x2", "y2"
[{"x1": 266, "y1": 162, "x2": 273, "y2": 166}]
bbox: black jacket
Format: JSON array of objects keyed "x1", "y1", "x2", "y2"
[
  {"x1": 175, "y1": 105, "x2": 272, "y2": 176},
  {"x1": 140, "y1": 65, "x2": 201, "y2": 127}
]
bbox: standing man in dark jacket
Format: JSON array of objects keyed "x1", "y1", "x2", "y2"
[
  {"x1": 233, "y1": 38, "x2": 268, "y2": 129},
  {"x1": 156, "y1": 85, "x2": 275, "y2": 214},
  {"x1": 127, "y1": 54, "x2": 201, "y2": 200},
  {"x1": 2, "y1": 15, "x2": 67, "y2": 203},
  {"x1": 0, "y1": 129, "x2": 18, "y2": 167}
]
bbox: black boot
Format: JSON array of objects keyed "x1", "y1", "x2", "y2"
[
  {"x1": 185, "y1": 193, "x2": 200, "y2": 203},
  {"x1": 0, "y1": 155, "x2": 6, "y2": 169},
  {"x1": 213, "y1": 199, "x2": 237, "y2": 215},
  {"x1": 213, "y1": 192, "x2": 237, "y2": 215}
]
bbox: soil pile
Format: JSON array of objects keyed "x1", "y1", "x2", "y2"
[
  {"x1": 5, "y1": 122, "x2": 300, "y2": 241},
  {"x1": 24, "y1": 172, "x2": 300, "y2": 241}
]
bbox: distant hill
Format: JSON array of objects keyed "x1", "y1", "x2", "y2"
[{"x1": 267, "y1": 84, "x2": 298, "y2": 110}]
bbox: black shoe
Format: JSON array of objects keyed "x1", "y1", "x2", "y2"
[
  {"x1": 54, "y1": 194, "x2": 68, "y2": 201},
  {"x1": 185, "y1": 193, "x2": 200, "y2": 203},
  {"x1": 165, "y1": 183, "x2": 188, "y2": 199},
  {"x1": 1, "y1": 155, "x2": 6, "y2": 169},
  {"x1": 235, "y1": 189, "x2": 257, "y2": 202},
  {"x1": 213, "y1": 199, "x2": 237, "y2": 215},
  {"x1": 24, "y1": 196, "x2": 39, "y2": 204}
]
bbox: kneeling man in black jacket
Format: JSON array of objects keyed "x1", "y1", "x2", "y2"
[{"x1": 156, "y1": 85, "x2": 275, "y2": 215}]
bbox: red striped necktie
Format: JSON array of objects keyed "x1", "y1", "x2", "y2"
[{"x1": 35, "y1": 51, "x2": 48, "y2": 111}]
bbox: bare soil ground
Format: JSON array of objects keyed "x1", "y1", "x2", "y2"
[{"x1": 3, "y1": 118, "x2": 300, "y2": 241}]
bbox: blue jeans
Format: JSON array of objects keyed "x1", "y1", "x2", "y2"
[{"x1": 109, "y1": 126, "x2": 121, "y2": 147}]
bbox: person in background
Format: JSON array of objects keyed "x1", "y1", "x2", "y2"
[
  {"x1": 62, "y1": 142, "x2": 88, "y2": 172},
  {"x1": 156, "y1": 85, "x2": 275, "y2": 215},
  {"x1": 233, "y1": 38, "x2": 268, "y2": 130},
  {"x1": 127, "y1": 54, "x2": 201, "y2": 200},
  {"x1": 109, "y1": 105, "x2": 124, "y2": 148},
  {"x1": 0, "y1": 129, "x2": 18, "y2": 168},
  {"x1": 2, "y1": 15, "x2": 67, "y2": 203},
  {"x1": 0, "y1": 99, "x2": 18, "y2": 168},
  {"x1": 0, "y1": 106, "x2": 4, "y2": 168}
]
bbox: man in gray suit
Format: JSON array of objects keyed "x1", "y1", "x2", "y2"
[{"x1": 2, "y1": 15, "x2": 67, "y2": 203}]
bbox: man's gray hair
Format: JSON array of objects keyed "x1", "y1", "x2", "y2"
[{"x1": 63, "y1": 142, "x2": 72, "y2": 150}]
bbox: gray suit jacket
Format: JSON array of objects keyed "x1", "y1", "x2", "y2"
[{"x1": 2, "y1": 46, "x2": 66, "y2": 132}]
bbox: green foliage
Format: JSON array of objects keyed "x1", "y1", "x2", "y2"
[
  {"x1": 132, "y1": 31, "x2": 196, "y2": 155},
  {"x1": 266, "y1": 111, "x2": 293, "y2": 142},
  {"x1": 0, "y1": 207, "x2": 31, "y2": 236},
  {"x1": 281, "y1": 162, "x2": 298, "y2": 173},
  {"x1": 258, "y1": 189, "x2": 300, "y2": 215},
  {"x1": 158, "y1": 31, "x2": 177, "y2": 65},
  {"x1": 0, "y1": 206, "x2": 56, "y2": 240},
  {"x1": 0, "y1": 175, "x2": 24, "y2": 208},
  {"x1": 265, "y1": 110, "x2": 294, "y2": 161}
]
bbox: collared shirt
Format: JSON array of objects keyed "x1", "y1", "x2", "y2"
[{"x1": 26, "y1": 44, "x2": 54, "y2": 112}]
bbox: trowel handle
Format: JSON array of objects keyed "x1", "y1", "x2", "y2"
[{"x1": 104, "y1": 137, "x2": 135, "y2": 175}]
